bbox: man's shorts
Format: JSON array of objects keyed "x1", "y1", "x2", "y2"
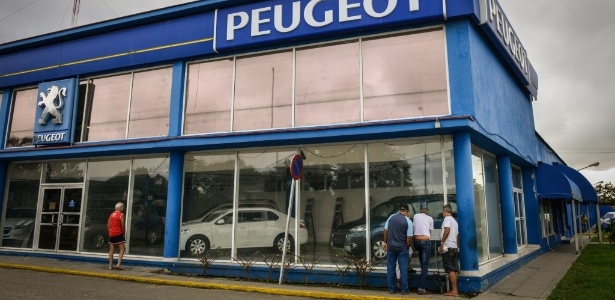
[{"x1": 442, "y1": 248, "x2": 459, "y2": 273}]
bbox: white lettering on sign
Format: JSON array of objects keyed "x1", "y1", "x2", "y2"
[
  {"x1": 226, "y1": 0, "x2": 418, "y2": 41},
  {"x1": 33, "y1": 133, "x2": 66, "y2": 143},
  {"x1": 487, "y1": 0, "x2": 528, "y2": 76}
]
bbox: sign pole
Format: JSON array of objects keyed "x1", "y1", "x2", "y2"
[
  {"x1": 278, "y1": 153, "x2": 303, "y2": 284},
  {"x1": 278, "y1": 179, "x2": 295, "y2": 284}
]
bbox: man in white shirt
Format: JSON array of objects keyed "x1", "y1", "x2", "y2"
[
  {"x1": 413, "y1": 207, "x2": 434, "y2": 295},
  {"x1": 440, "y1": 204, "x2": 460, "y2": 297}
]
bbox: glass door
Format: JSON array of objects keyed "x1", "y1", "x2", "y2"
[{"x1": 37, "y1": 187, "x2": 83, "y2": 251}]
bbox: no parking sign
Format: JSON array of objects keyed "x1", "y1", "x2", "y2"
[{"x1": 289, "y1": 154, "x2": 303, "y2": 180}]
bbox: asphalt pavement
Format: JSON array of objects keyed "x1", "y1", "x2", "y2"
[{"x1": 0, "y1": 236, "x2": 591, "y2": 300}]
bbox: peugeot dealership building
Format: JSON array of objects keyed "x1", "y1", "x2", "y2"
[{"x1": 0, "y1": 0, "x2": 598, "y2": 293}]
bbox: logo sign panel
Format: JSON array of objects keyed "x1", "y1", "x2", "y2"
[
  {"x1": 33, "y1": 79, "x2": 78, "y2": 145},
  {"x1": 478, "y1": 0, "x2": 538, "y2": 98},
  {"x1": 215, "y1": 0, "x2": 444, "y2": 52}
]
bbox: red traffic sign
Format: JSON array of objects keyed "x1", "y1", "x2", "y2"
[{"x1": 289, "y1": 154, "x2": 304, "y2": 180}]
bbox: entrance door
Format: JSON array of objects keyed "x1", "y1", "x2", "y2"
[{"x1": 37, "y1": 187, "x2": 83, "y2": 251}]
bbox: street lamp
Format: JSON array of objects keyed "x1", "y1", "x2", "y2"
[{"x1": 577, "y1": 162, "x2": 599, "y2": 171}]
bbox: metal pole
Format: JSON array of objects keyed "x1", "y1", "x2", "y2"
[
  {"x1": 572, "y1": 202, "x2": 579, "y2": 255},
  {"x1": 596, "y1": 204, "x2": 603, "y2": 244},
  {"x1": 279, "y1": 179, "x2": 296, "y2": 284}
]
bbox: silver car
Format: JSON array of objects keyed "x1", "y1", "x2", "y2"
[{"x1": 180, "y1": 207, "x2": 308, "y2": 256}]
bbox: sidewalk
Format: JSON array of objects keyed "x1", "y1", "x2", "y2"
[
  {"x1": 0, "y1": 237, "x2": 589, "y2": 300},
  {"x1": 473, "y1": 237, "x2": 587, "y2": 300}
]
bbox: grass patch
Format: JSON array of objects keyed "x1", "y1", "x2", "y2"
[{"x1": 548, "y1": 244, "x2": 615, "y2": 300}]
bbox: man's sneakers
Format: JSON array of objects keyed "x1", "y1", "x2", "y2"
[{"x1": 417, "y1": 288, "x2": 433, "y2": 295}]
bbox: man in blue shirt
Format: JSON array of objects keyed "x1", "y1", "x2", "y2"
[{"x1": 383, "y1": 203, "x2": 413, "y2": 294}]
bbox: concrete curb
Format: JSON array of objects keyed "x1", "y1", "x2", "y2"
[{"x1": 0, "y1": 262, "x2": 420, "y2": 300}]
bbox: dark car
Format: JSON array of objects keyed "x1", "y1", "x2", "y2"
[
  {"x1": 329, "y1": 194, "x2": 457, "y2": 260},
  {"x1": 83, "y1": 207, "x2": 165, "y2": 250}
]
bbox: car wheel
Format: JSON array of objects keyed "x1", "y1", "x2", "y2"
[
  {"x1": 93, "y1": 233, "x2": 106, "y2": 249},
  {"x1": 186, "y1": 235, "x2": 210, "y2": 256},
  {"x1": 273, "y1": 234, "x2": 294, "y2": 253},
  {"x1": 372, "y1": 236, "x2": 386, "y2": 260}
]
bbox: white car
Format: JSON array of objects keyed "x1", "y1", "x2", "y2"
[
  {"x1": 600, "y1": 212, "x2": 615, "y2": 227},
  {"x1": 180, "y1": 207, "x2": 308, "y2": 256}
]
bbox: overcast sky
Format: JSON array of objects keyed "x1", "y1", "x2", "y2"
[{"x1": 0, "y1": 0, "x2": 613, "y2": 184}]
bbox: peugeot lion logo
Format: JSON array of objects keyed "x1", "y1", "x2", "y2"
[{"x1": 38, "y1": 85, "x2": 66, "y2": 125}]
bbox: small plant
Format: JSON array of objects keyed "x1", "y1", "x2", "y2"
[
  {"x1": 234, "y1": 251, "x2": 261, "y2": 281},
  {"x1": 280, "y1": 255, "x2": 296, "y2": 283},
  {"x1": 334, "y1": 256, "x2": 352, "y2": 287},
  {"x1": 197, "y1": 247, "x2": 225, "y2": 277},
  {"x1": 262, "y1": 254, "x2": 281, "y2": 283},
  {"x1": 339, "y1": 255, "x2": 378, "y2": 288},
  {"x1": 297, "y1": 255, "x2": 320, "y2": 285}
]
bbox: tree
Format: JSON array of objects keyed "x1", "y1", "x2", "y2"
[{"x1": 595, "y1": 182, "x2": 615, "y2": 205}]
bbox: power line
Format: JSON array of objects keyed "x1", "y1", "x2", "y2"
[{"x1": 0, "y1": 0, "x2": 42, "y2": 23}]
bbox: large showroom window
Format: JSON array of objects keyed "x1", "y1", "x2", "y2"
[
  {"x1": 184, "y1": 60, "x2": 234, "y2": 134},
  {"x1": 233, "y1": 51, "x2": 293, "y2": 131},
  {"x1": 128, "y1": 157, "x2": 169, "y2": 256},
  {"x1": 83, "y1": 159, "x2": 131, "y2": 253},
  {"x1": 80, "y1": 67, "x2": 172, "y2": 142},
  {"x1": 183, "y1": 28, "x2": 448, "y2": 136},
  {"x1": 362, "y1": 29, "x2": 448, "y2": 121},
  {"x1": 472, "y1": 148, "x2": 503, "y2": 263},
  {"x1": 1, "y1": 162, "x2": 41, "y2": 248},
  {"x1": 182, "y1": 152, "x2": 236, "y2": 260},
  {"x1": 180, "y1": 137, "x2": 455, "y2": 266},
  {"x1": 6, "y1": 88, "x2": 37, "y2": 147},
  {"x1": 82, "y1": 156, "x2": 169, "y2": 256},
  {"x1": 237, "y1": 149, "x2": 298, "y2": 260},
  {"x1": 295, "y1": 41, "x2": 361, "y2": 126}
]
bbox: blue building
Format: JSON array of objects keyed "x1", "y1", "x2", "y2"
[{"x1": 0, "y1": 0, "x2": 598, "y2": 293}]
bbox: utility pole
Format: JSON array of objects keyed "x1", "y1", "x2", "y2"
[{"x1": 71, "y1": 0, "x2": 81, "y2": 27}]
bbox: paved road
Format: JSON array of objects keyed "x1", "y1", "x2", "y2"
[{"x1": 0, "y1": 268, "x2": 312, "y2": 300}]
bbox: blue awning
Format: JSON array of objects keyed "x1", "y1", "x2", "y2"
[
  {"x1": 553, "y1": 163, "x2": 599, "y2": 204},
  {"x1": 536, "y1": 162, "x2": 582, "y2": 201}
]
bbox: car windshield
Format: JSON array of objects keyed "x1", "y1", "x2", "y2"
[
  {"x1": 371, "y1": 202, "x2": 396, "y2": 219},
  {"x1": 203, "y1": 210, "x2": 229, "y2": 223},
  {"x1": 604, "y1": 212, "x2": 615, "y2": 219}
]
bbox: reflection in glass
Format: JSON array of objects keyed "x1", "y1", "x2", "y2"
[
  {"x1": 301, "y1": 144, "x2": 365, "y2": 264},
  {"x1": 234, "y1": 52, "x2": 293, "y2": 131},
  {"x1": 1, "y1": 163, "x2": 41, "y2": 248},
  {"x1": 363, "y1": 29, "x2": 448, "y2": 121},
  {"x1": 129, "y1": 157, "x2": 169, "y2": 256},
  {"x1": 366, "y1": 139, "x2": 455, "y2": 267},
  {"x1": 128, "y1": 68, "x2": 172, "y2": 138},
  {"x1": 82, "y1": 159, "x2": 130, "y2": 253},
  {"x1": 295, "y1": 42, "x2": 360, "y2": 126},
  {"x1": 181, "y1": 152, "x2": 236, "y2": 259},
  {"x1": 84, "y1": 74, "x2": 131, "y2": 141},
  {"x1": 237, "y1": 149, "x2": 302, "y2": 259},
  {"x1": 472, "y1": 148, "x2": 503, "y2": 263},
  {"x1": 484, "y1": 155, "x2": 502, "y2": 259},
  {"x1": 184, "y1": 60, "x2": 234, "y2": 134},
  {"x1": 472, "y1": 151, "x2": 487, "y2": 262},
  {"x1": 512, "y1": 167, "x2": 527, "y2": 247},
  {"x1": 41, "y1": 161, "x2": 86, "y2": 183},
  {"x1": 7, "y1": 88, "x2": 37, "y2": 147}
]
